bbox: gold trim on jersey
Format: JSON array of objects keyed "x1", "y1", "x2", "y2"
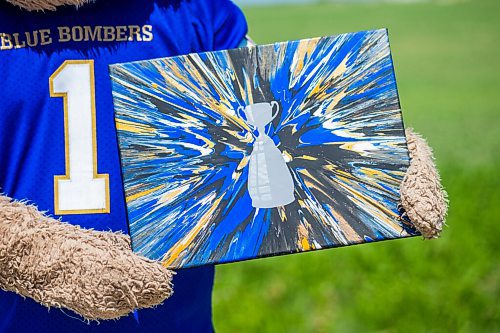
[{"x1": 49, "y1": 60, "x2": 110, "y2": 215}]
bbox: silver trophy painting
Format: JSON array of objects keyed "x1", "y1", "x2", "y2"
[
  {"x1": 110, "y1": 29, "x2": 420, "y2": 269},
  {"x1": 238, "y1": 102, "x2": 296, "y2": 208}
]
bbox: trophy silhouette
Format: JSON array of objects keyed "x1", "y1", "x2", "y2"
[{"x1": 238, "y1": 101, "x2": 295, "y2": 208}]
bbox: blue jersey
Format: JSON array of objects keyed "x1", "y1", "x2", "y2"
[{"x1": 0, "y1": 0, "x2": 247, "y2": 332}]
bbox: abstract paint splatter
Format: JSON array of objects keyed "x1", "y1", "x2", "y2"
[{"x1": 110, "y1": 29, "x2": 419, "y2": 269}]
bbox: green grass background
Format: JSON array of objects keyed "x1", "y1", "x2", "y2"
[{"x1": 212, "y1": 0, "x2": 500, "y2": 332}]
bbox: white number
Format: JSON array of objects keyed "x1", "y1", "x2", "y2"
[{"x1": 50, "y1": 60, "x2": 110, "y2": 215}]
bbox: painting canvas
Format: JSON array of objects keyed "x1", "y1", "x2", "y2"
[{"x1": 110, "y1": 29, "x2": 419, "y2": 269}]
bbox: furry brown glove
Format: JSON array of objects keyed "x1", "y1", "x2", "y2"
[
  {"x1": 0, "y1": 195, "x2": 174, "y2": 321},
  {"x1": 6, "y1": 0, "x2": 90, "y2": 11},
  {"x1": 401, "y1": 128, "x2": 448, "y2": 238}
]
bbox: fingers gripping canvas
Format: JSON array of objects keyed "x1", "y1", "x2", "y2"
[{"x1": 110, "y1": 29, "x2": 419, "y2": 269}]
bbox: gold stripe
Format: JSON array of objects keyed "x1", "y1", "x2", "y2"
[{"x1": 126, "y1": 184, "x2": 164, "y2": 203}]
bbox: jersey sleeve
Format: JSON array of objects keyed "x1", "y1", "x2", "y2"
[{"x1": 209, "y1": 0, "x2": 248, "y2": 50}]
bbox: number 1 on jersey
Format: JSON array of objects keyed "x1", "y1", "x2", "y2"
[{"x1": 50, "y1": 60, "x2": 110, "y2": 215}]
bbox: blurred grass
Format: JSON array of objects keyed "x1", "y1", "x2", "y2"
[{"x1": 213, "y1": 1, "x2": 500, "y2": 332}]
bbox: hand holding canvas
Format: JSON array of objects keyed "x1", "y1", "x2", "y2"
[
  {"x1": 0, "y1": 0, "x2": 447, "y2": 322},
  {"x1": 0, "y1": 195, "x2": 174, "y2": 321}
]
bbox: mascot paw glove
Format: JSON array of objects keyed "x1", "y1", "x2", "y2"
[
  {"x1": 400, "y1": 129, "x2": 448, "y2": 239},
  {"x1": 0, "y1": 195, "x2": 174, "y2": 321}
]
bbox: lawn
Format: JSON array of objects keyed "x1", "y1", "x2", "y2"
[{"x1": 213, "y1": 0, "x2": 500, "y2": 332}]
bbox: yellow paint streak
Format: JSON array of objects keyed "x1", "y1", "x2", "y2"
[
  {"x1": 126, "y1": 184, "x2": 164, "y2": 203},
  {"x1": 336, "y1": 175, "x2": 401, "y2": 224},
  {"x1": 211, "y1": 101, "x2": 251, "y2": 132},
  {"x1": 329, "y1": 208, "x2": 363, "y2": 242},
  {"x1": 162, "y1": 196, "x2": 223, "y2": 267},
  {"x1": 292, "y1": 38, "x2": 319, "y2": 77},
  {"x1": 236, "y1": 156, "x2": 249, "y2": 171},
  {"x1": 244, "y1": 70, "x2": 254, "y2": 105},
  {"x1": 300, "y1": 237, "x2": 311, "y2": 251},
  {"x1": 192, "y1": 165, "x2": 211, "y2": 174},
  {"x1": 299, "y1": 170, "x2": 336, "y2": 204},
  {"x1": 277, "y1": 206, "x2": 287, "y2": 222},
  {"x1": 324, "y1": 87, "x2": 348, "y2": 114},
  {"x1": 158, "y1": 185, "x2": 188, "y2": 204},
  {"x1": 330, "y1": 56, "x2": 348, "y2": 80},
  {"x1": 282, "y1": 150, "x2": 293, "y2": 162},
  {"x1": 298, "y1": 223, "x2": 311, "y2": 250},
  {"x1": 116, "y1": 119, "x2": 155, "y2": 135},
  {"x1": 179, "y1": 112, "x2": 199, "y2": 124},
  {"x1": 296, "y1": 169, "x2": 341, "y2": 229},
  {"x1": 298, "y1": 168, "x2": 401, "y2": 236},
  {"x1": 304, "y1": 56, "x2": 349, "y2": 110},
  {"x1": 298, "y1": 155, "x2": 318, "y2": 161}
]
